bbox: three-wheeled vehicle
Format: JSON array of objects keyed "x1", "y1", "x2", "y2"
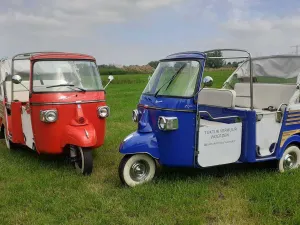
[
  {"x1": 118, "y1": 49, "x2": 300, "y2": 187},
  {"x1": 0, "y1": 52, "x2": 113, "y2": 175}
]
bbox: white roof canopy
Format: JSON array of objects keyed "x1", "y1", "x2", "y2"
[{"x1": 232, "y1": 55, "x2": 300, "y2": 80}]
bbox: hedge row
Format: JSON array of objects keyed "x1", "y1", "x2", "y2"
[{"x1": 99, "y1": 69, "x2": 147, "y2": 75}]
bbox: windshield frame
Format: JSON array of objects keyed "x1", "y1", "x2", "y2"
[
  {"x1": 142, "y1": 58, "x2": 204, "y2": 99},
  {"x1": 30, "y1": 59, "x2": 104, "y2": 94}
]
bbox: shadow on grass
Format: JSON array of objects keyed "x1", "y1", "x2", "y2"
[
  {"x1": 1, "y1": 140, "x2": 280, "y2": 185},
  {"x1": 3, "y1": 141, "x2": 72, "y2": 170},
  {"x1": 156, "y1": 160, "x2": 278, "y2": 181}
]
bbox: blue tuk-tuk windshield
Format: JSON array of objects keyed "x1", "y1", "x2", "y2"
[
  {"x1": 143, "y1": 60, "x2": 201, "y2": 97},
  {"x1": 32, "y1": 60, "x2": 103, "y2": 92}
]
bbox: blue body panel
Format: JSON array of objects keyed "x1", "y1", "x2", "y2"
[
  {"x1": 276, "y1": 110, "x2": 300, "y2": 158},
  {"x1": 120, "y1": 132, "x2": 160, "y2": 159},
  {"x1": 120, "y1": 95, "x2": 197, "y2": 167},
  {"x1": 165, "y1": 52, "x2": 206, "y2": 61}
]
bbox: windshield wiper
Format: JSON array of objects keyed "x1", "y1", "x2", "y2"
[
  {"x1": 154, "y1": 64, "x2": 187, "y2": 97},
  {"x1": 46, "y1": 84, "x2": 74, "y2": 88},
  {"x1": 67, "y1": 86, "x2": 86, "y2": 92},
  {"x1": 46, "y1": 84, "x2": 86, "y2": 92}
]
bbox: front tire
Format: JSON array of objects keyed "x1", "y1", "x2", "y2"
[
  {"x1": 119, "y1": 154, "x2": 156, "y2": 187},
  {"x1": 278, "y1": 145, "x2": 300, "y2": 172},
  {"x1": 73, "y1": 146, "x2": 93, "y2": 176}
]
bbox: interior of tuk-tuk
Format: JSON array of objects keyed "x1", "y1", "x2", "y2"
[
  {"x1": 200, "y1": 54, "x2": 300, "y2": 112},
  {"x1": 198, "y1": 53, "x2": 300, "y2": 158}
]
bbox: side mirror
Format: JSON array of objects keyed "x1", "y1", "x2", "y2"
[
  {"x1": 12, "y1": 75, "x2": 22, "y2": 84},
  {"x1": 108, "y1": 75, "x2": 114, "y2": 82},
  {"x1": 104, "y1": 75, "x2": 114, "y2": 89},
  {"x1": 203, "y1": 76, "x2": 213, "y2": 88},
  {"x1": 193, "y1": 76, "x2": 214, "y2": 104}
]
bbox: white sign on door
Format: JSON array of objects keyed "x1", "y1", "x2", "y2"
[{"x1": 198, "y1": 122, "x2": 242, "y2": 167}]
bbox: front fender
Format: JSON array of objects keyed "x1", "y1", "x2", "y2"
[
  {"x1": 277, "y1": 134, "x2": 300, "y2": 158},
  {"x1": 119, "y1": 131, "x2": 160, "y2": 159},
  {"x1": 61, "y1": 124, "x2": 97, "y2": 148}
]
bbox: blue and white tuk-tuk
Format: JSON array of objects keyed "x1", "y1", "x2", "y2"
[{"x1": 118, "y1": 49, "x2": 300, "y2": 187}]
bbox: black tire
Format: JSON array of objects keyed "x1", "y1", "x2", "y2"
[
  {"x1": 278, "y1": 145, "x2": 300, "y2": 172},
  {"x1": 74, "y1": 146, "x2": 93, "y2": 176},
  {"x1": 4, "y1": 126, "x2": 16, "y2": 150},
  {"x1": 118, "y1": 154, "x2": 156, "y2": 187}
]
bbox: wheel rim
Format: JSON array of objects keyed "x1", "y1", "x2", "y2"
[
  {"x1": 130, "y1": 160, "x2": 150, "y2": 182},
  {"x1": 283, "y1": 152, "x2": 297, "y2": 170}
]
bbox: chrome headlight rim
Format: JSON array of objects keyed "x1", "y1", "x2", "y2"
[
  {"x1": 132, "y1": 109, "x2": 139, "y2": 122},
  {"x1": 97, "y1": 106, "x2": 110, "y2": 118},
  {"x1": 158, "y1": 116, "x2": 167, "y2": 130},
  {"x1": 40, "y1": 109, "x2": 58, "y2": 123},
  {"x1": 158, "y1": 116, "x2": 178, "y2": 131}
]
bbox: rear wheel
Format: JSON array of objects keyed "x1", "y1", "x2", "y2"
[
  {"x1": 278, "y1": 145, "x2": 300, "y2": 172},
  {"x1": 72, "y1": 146, "x2": 93, "y2": 176},
  {"x1": 4, "y1": 127, "x2": 16, "y2": 150},
  {"x1": 119, "y1": 154, "x2": 156, "y2": 187}
]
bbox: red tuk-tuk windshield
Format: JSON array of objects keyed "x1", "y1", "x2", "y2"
[
  {"x1": 32, "y1": 60, "x2": 103, "y2": 92},
  {"x1": 142, "y1": 60, "x2": 201, "y2": 97}
]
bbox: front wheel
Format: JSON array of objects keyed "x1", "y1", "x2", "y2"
[
  {"x1": 278, "y1": 145, "x2": 300, "y2": 172},
  {"x1": 119, "y1": 154, "x2": 156, "y2": 187},
  {"x1": 72, "y1": 146, "x2": 93, "y2": 176}
]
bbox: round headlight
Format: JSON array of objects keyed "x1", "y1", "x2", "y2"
[
  {"x1": 132, "y1": 109, "x2": 139, "y2": 122},
  {"x1": 98, "y1": 106, "x2": 109, "y2": 118},
  {"x1": 158, "y1": 116, "x2": 167, "y2": 130},
  {"x1": 45, "y1": 110, "x2": 57, "y2": 123}
]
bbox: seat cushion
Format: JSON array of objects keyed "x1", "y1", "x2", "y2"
[
  {"x1": 234, "y1": 83, "x2": 296, "y2": 109},
  {"x1": 198, "y1": 88, "x2": 236, "y2": 108}
]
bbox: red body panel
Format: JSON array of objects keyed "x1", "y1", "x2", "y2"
[
  {"x1": 30, "y1": 92, "x2": 106, "y2": 154},
  {"x1": 11, "y1": 102, "x2": 25, "y2": 144},
  {"x1": 31, "y1": 53, "x2": 95, "y2": 61}
]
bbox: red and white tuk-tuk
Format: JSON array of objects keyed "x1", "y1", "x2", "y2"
[{"x1": 0, "y1": 52, "x2": 113, "y2": 175}]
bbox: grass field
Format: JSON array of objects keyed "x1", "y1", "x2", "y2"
[{"x1": 1, "y1": 71, "x2": 300, "y2": 224}]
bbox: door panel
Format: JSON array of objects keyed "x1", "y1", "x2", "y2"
[
  {"x1": 21, "y1": 106, "x2": 34, "y2": 149},
  {"x1": 198, "y1": 121, "x2": 242, "y2": 167},
  {"x1": 256, "y1": 113, "x2": 281, "y2": 156}
]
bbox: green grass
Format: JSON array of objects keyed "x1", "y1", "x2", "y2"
[{"x1": 1, "y1": 71, "x2": 300, "y2": 224}]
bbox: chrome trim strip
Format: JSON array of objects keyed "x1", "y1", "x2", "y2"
[
  {"x1": 288, "y1": 109, "x2": 300, "y2": 113},
  {"x1": 288, "y1": 113, "x2": 300, "y2": 118},
  {"x1": 286, "y1": 117, "x2": 300, "y2": 122},
  {"x1": 31, "y1": 100, "x2": 105, "y2": 106},
  {"x1": 122, "y1": 152, "x2": 159, "y2": 160},
  {"x1": 255, "y1": 157, "x2": 276, "y2": 161},
  {"x1": 144, "y1": 105, "x2": 196, "y2": 113},
  {"x1": 286, "y1": 122, "x2": 300, "y2": 126},
  {"x1": 199, "y1": 111, "x2": 239, "y2": 120}
]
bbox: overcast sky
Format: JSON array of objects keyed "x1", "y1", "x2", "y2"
[{"x1": 1, "y1": 0, "x2": 300, "y2": 65}]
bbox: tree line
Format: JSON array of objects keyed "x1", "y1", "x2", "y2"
[
  {"x1": 147, "y1": 51, "x2": 240, "y2": 69},
  {"x1": 98, "y1": 51, "x2": 240, "y2": 75}
]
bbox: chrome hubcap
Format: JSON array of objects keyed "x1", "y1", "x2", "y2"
[
  {"x1": 283, "y1": 153, "x2": 297, "y2": 170},
  {"x1": 130, "y1": 160, "x2": 150, "y2": 182}
]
